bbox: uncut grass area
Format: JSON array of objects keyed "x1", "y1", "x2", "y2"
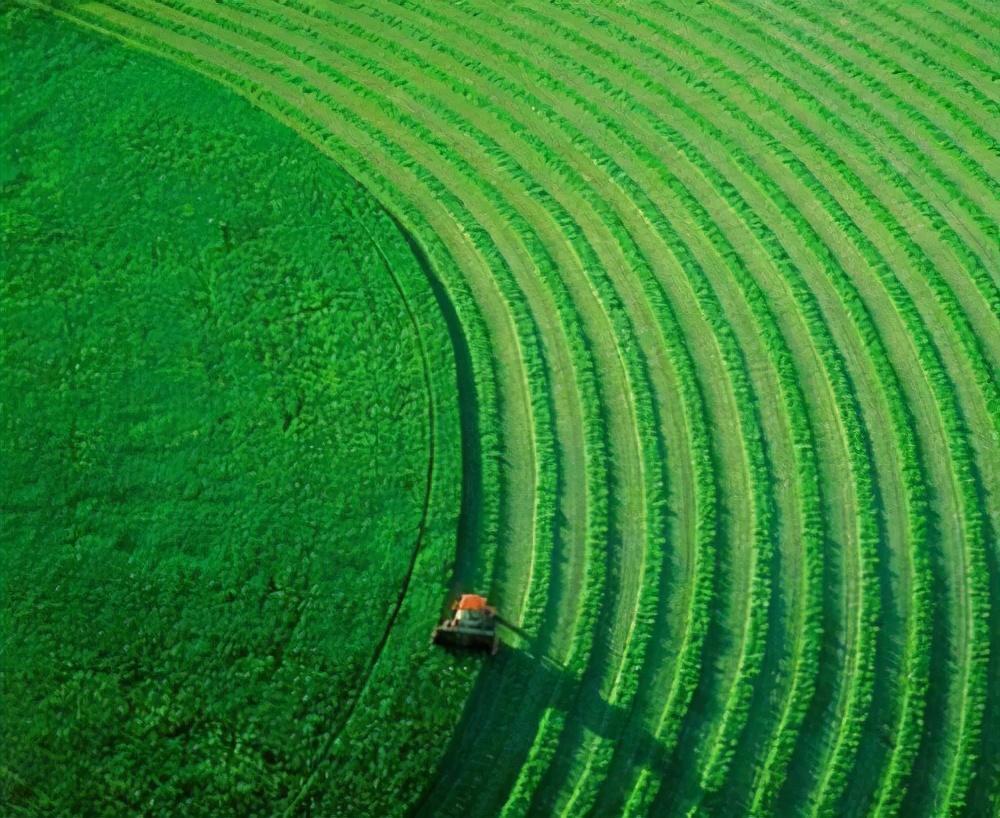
[{"x1": 1, "y1": 9, "x2": 469, "y2": 816}]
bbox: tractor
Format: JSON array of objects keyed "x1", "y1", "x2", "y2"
[{"x1": 432, "y1": 593, "x2": 499, "y2": 654}]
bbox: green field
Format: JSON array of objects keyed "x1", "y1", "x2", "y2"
[{"x1": 2, "y1": 2, "x2": 997, "y2": 817}]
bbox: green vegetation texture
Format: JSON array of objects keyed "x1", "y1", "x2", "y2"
[
  {"x1": 1, "y1": 9, "x2": 466, "y2": 816},
  {"x1": 3, "y1": 1, "x2": 998, "y2": 817}
]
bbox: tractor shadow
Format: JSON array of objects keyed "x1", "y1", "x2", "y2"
[{"x1": 409, "y1": 634, "x2": 672, "y2": 815}]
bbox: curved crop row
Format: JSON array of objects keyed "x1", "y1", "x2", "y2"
[
  {"x1": 496, "y1": 9, "x2": 880, "y2": 812},
  {"x1": 330, "y1": 9, "x2": 764, "y2": 807},
  {"x1": 343, "y1": 13, "x2": 727, "y2": 813},
  {"x1": 270, "y1": 3, "x2": 776, "y2": 812},
  {"x1": 428, "y1": 14, "x2": 788, "y2": 816},
  {"x1": 516, "y1": 3, "x2": 952, "y2": 812},
  {"x1": 752, "y1": 0, "x2": 1000, "y2": 299},
  {"x1": 416, "y1": 6, "x2": 860, "y2": 808},
  {"x1": 277, "y1": 13, "x2": 698, "y2": 818},
  {"x1": 787, "y1": 0, "x2": 999, "y2": 177},
  {"x1": 720, "y1": 1, "x2": 1000, "y2": 388},
  {"x1": 655, "y1": 2, "x2": 1000, "y2": 447},
  {"x1": 226, "y1": 11, "x2": 678, "y2": 818},
  {"x1": 628, "y1": 9, "x2": 988, "y2": 808},
  {"x1": 624, "y1": 4, "x2": 984, "y2": 808},
  {"x1": 434, "y1": 6, "x2": 848, "y2": 816},
  {"x1": 682, "y1": 7, "x2": 993, "y2": 813},
  {"x1": 234, "y1": 3, "x2": 656, "y2": 808},
  {"x1": 829, "y1": 0, "x2": 1000, "y2": 117},
  {"x1": 660, "y1": 7, "x2": 991, "y2": 814},
  {"x1": 576, "y1": 5, "x2": 932, "y2": 812},
  {"x1": 749, "y1": 0, "x2": 1000, "y2": 205},
  {"x1": 242, "y1": 9, "x2": 804, "y2": 816},
  {"x1": 424, "y1": 3, "x2": 952, "y2": 812},
  {"x1": 911, "y1": 0, "x2": 1000, "y2": 63}
]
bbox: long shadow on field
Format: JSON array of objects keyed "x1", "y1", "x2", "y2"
[
  {"x1": 409, "y1": 639, "x2": 671, "y2": 816},
  {"x1": 391, "y1": 218, "x2": 488, "y2": 597}
]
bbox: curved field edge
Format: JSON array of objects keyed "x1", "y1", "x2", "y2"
[{"x1": 0, "y1": 8, "x2": 483, "y2": 817}]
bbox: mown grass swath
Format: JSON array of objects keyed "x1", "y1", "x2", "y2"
[
  {"x1": 716, "y1": 1, "x2": 1000, "y2": 411},
  {"x1": 769, "y1": 0, "x2": 999, "y2": 216},
  {"x1": 230, "y1": 9, "x2": 672, "y2": 812},
  {"x1": 821, "y1": 0, "x2": 1000, "y2": 122},
  {"x1": 899, "y1": 0, "x2": 999, "y2": 69},
  {"x1": 404, "y1": 3, "x2": 852, "y2": 812},
  {"x1": 692, "y1": 8, "x2": 993, "y2": 814},
  {"x1": 358, "y1": 4, "x2": 720, "y2": 808},
  {"x1": 372, "y1": 8, "x2": 798, "y2": 812},
  {"x1": 338, "y1": 14, "x2": 735, "y2": 817},
  {"x1": 612, "y1": 4, "x2": 988, "y2": 808},
  {"x1": 476, "y1": 6, "x2": 868, "y2": 808},
  {"x1": 580, "y1": 3, "x2": 936, "y2": 808},
  {"x1": 362, "y1": 4, "x2": 780, "y2": 808},
  {"x1": 227, "y1": 9, "x2": 748, "y2": 816}
]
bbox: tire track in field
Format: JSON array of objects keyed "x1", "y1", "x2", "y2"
[{"x1": 276, "y1": 215, "x2": 441, "y2": 816}]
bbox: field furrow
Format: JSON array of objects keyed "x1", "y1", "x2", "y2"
[{"x1": 424, "y1": 9, "x2": 796, "y2": 809}]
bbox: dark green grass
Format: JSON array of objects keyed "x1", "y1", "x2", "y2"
[{"x1": 0, "y1": 9, "x2": 463, "y2": 815}]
